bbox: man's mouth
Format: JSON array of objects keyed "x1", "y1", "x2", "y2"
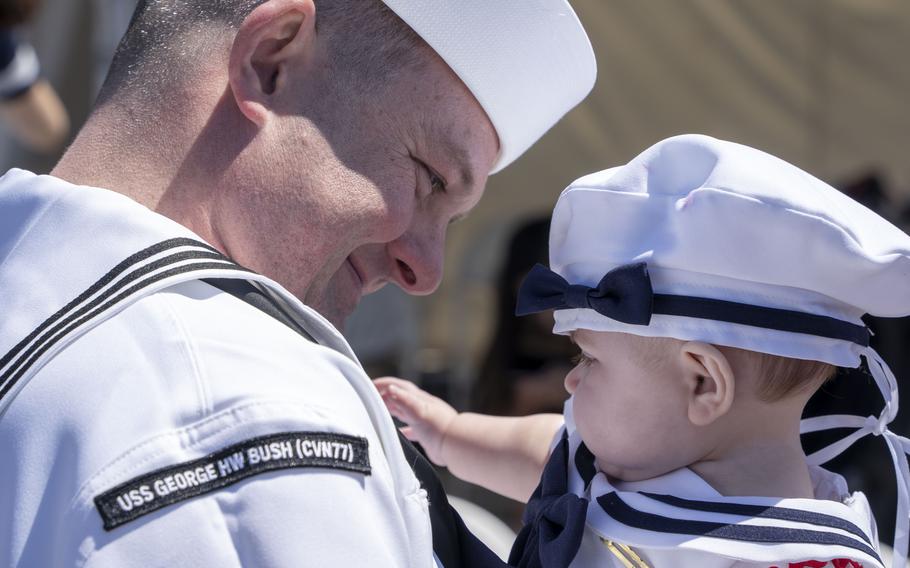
[{"x1": 346, "y1": 257, "x2": 364, "y2": 292}]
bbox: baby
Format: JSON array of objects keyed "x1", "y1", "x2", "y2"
[{"x1": 376, "y1": 135, "x2": 910, "y2": 568}]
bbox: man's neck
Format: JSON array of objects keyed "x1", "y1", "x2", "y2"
[
  {"x1": 52, "y1": 105, "x2": 188, "y2": 211},
  {"x1": 50, "y1": 91, "x2": 247, "y2": 256}
]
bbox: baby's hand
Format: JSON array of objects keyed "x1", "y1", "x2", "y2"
[{"x1": 374, "y1": 377, "x2": 458, "y2": 466}]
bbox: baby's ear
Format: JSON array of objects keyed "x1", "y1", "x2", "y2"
[{"x1": 679, "y1": 342, "x2": 735, "y2": 426}]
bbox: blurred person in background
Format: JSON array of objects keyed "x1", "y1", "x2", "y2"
[
  {"x1": 460, "y1": 217, "x2": 576, "y2": 531},
  {"x1": 0, "y1": 0, "x2": 69, "y2": 152},
  {"x1": 472, "y1": 217, "x2": 575, "y2": 418}
]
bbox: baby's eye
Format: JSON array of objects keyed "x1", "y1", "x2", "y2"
[{"x1": 571, "y1": 351, "x2": 594, "y2": 367}]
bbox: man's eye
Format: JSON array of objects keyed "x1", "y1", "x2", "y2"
[
  {"x1": 429, "y1": 171, "x2": 446, "y2": 194},
  {"x1": 416, "y1": 159, "x2": 447, "y2": 194},
  {"x1": 421, "y1": 163, "x2": 447, "y2": 194},
  {"x1": 411, "y1": 154, "x2": 448, "y2": 195}
]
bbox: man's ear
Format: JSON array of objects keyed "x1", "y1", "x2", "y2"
[
  {"x1": 228, "y1": 0, "x2": 317, "y2": 126},
  {"x1": 679, "y1": 342, "x2": 735, "y2": 426}
]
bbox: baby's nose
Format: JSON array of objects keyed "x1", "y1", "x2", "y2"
[{"x1": 564, "y1": 368, "x2": 580, "y2": 394}]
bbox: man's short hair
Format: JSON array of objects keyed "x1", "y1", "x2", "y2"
[{"x1": 97, "y1": 0, "x2": 426, "y2": 107}]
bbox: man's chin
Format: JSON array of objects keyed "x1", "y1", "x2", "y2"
[
  {"x1": 308, "y1": 297, "x2": 358, "y2": 331},
  {"x1": 303, "y1": 268, "x2": 363, "y2": 331}
]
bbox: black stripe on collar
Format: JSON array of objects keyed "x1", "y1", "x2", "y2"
[
  {"x1": 0, "y1": 238, "x2": 217, "y2": 372},
  {"x1": 203, "y1": 278, "x2": 315, "y2": 343},
  {"x1": 597, "y1": 491, "x2": 882, "y2": 563},
  {"x1": 639, "y1": 491, "x2": 873, "y2": 546},
  {"x1": 0, "y1": 239, "x2": 246, "y2": 402}
]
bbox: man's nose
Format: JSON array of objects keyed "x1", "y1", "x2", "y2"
[{"x1": 388, "y1": 227, "x2": 445, "y2": 295}]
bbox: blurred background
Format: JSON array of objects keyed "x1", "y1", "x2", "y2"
[{"x1": 5, "y1": 0, "x2": 910, "y2": 551}]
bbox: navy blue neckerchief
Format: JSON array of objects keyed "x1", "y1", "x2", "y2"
[
  {"x1": 205, "y1": 278, "x2": 507, "y2": 568},
  {"x1": 508, "y1": 431, "x2": 593, "y2": 568}
]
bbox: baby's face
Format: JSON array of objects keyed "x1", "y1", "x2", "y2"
[{"x1": 566, "y1": 330, "x2": 703, "y2": 481}]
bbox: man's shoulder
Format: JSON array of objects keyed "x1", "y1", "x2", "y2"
[
  {"x1": 104, "y1": 278, "x2": 367, "y2": 412},
  {"x1": 0, "y1": 277, "x2": 392, "y2": 530},
  {"x1": 6, "y1": 276, "x2": 373, "y2": 446}
]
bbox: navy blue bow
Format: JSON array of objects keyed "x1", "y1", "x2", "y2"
[
  {"x1": 515, "y1": 262, "x2": 654, "y2": 325},
  {"x1": 508, "y1": 433, "x2": 588, "y2": 568}
]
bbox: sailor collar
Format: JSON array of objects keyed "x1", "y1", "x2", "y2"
[
  {"x1": 0, "y1": 169, "x2": 358, "y2": 416},
  {"x1": 562, "y1": 421, "x2": 884, "y2": 567}
]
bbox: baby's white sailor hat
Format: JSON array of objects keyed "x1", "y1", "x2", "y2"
[
  {"x1": 379, "y1": 0, "x2": 596, "y2": 174},
  {"x1": 517, "y1": 133, "x2": 910, "y2": 568}
]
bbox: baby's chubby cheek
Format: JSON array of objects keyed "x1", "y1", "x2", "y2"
[{"x1": 575, "y1": 406, "x2": 698, "y2": 481}]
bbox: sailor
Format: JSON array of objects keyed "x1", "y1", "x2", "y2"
[{"x1": 0, "y1": 1, "x2": 596, "y2": 566}]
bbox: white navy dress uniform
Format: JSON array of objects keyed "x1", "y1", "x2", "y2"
[
  {"x1": 512, "y1": 134, "x2": 910, "y2": 568},
  {"x1": 0, "y1": 2, "x2": 596, "y2": 566},
  {"x1": 0, "y1": 169, "x2": 430, "y2": 567}
]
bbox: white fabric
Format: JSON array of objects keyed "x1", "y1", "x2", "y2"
[
  {"x1": 561, "y1": 404, "x2": 884, "y2": 568},
  {"x1": 546, "y1": 134, "x2": 910, "y2": 567},
  {"x1": 0, "y1": 170, "x2": 435, "y2": 567},
  {"x1": 379, "y1": 0, "x2": 596, "y2": 173},
  {"x1": 550, "y1": 135, "x2": 910, "y2": 327}
]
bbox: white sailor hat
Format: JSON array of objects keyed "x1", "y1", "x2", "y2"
[
  {"x1": 380, "y1": 0, "x2": 597, "y2": 174},
  {"x1": 517, "y1": 133, "x2": 910, "y2": 568}
]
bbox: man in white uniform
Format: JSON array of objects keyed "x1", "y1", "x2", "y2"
[{"x1": 0, "y1": 1, "x2": 596, "y2": 566}]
